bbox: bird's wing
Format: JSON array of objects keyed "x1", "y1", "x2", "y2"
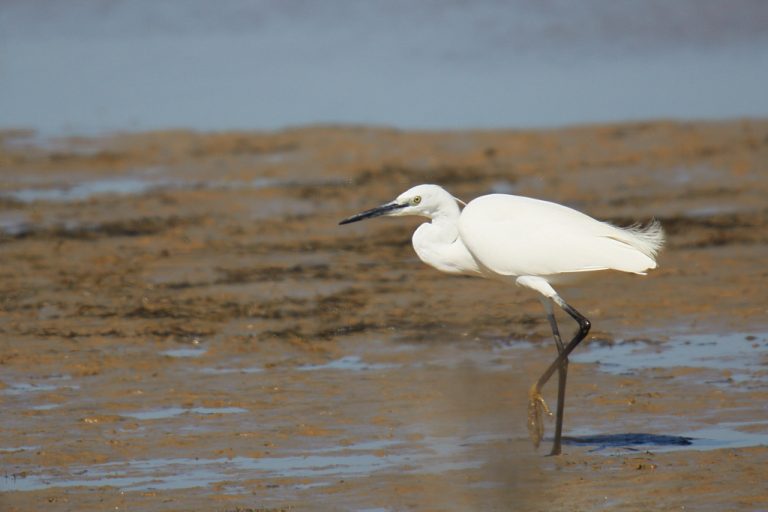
[{"x1": 459, "y1": 195, "x2": 657, "y2": 278}]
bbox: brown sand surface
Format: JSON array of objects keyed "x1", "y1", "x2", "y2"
[{"x1": 0, "y1": 120, "x2": 767, "y2": 511}]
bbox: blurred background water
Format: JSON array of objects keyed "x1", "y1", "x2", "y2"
[{"x1": 1, "y1": 0, "x2": 767, "y2": 135}]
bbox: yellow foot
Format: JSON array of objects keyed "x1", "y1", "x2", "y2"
[{"x1": 527, "y1": 386, "x2": 552, "y2": 449}]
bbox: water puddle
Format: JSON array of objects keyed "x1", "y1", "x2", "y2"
[
  {"x1": 4, "y1": 177, "x2": 171, "y2": 203},
  {"x1": 198, "y1": 366, "x2": 263, "y2": 375},
  {"x1": 297, "y1": 356, "x2": 396, "y2": 372},
  {"x1": 121, "y1": 406, "x2": 248, "y2": 421},
  {"x1": 0, "y1": 446, "x2": 40, "y2": 453},
  {"x1": 29, "y1": 404, "x2": 60, "y2": 411},
  {"x1": 3, "y1": 383, "x2": 60, "y2": 395},
  {"x1": 682, "y1": 423, "x2": 768, "y2": 451},
  {"x1": 0, "y1": 213, "x2": 31, "y2": 236},
  {"x1": 2, "y1": 375, "x2": 78, "y2": 396},
  {"x1": 1, "y1": 175, "x2": 337, "y2": 206},
  {"x1": 160, "y1": 347, "x2": 208, "y2": 358},
  {"x1": 572, "y1": 332, "x2": 768, "y2": 387},
  {"x1": 1, "y1": 436, "x2": 483, "y2": 492}
]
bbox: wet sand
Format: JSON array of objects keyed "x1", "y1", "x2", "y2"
[{"x1": 1, "y1": 120, "x2": 767, "y2": 511}]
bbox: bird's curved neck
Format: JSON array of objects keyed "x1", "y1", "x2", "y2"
[
  {"x1": 424, "y1": 202, "x2": 461, "y2": 242},
  {"x1": 412, "y1": 203, "x2": 481, "y2": 276},
  {"x1": 428, "y1": 215, "x2": 459, "y2": 242},
  {"x1": 429, "y1": 199, "x2": 461, "y2": 226}
]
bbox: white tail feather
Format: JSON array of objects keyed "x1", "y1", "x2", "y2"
[{"x1": 621, "y1": 219, "x2": 665, "y2": 260}]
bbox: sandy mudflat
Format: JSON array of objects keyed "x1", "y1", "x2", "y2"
[{"x1": 0, "y1": 120, "x2": 767, "y2": 511}]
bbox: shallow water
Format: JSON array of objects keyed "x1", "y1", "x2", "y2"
[
  {"x1": 297, "y1": 355, "x2": 396, "y2": 372},
  {"x1": 160, "y1": 347, "x2": 208, "y2": 358},
  {"x1": 2, "y1": 1, "x2": 767, "y2": 134},
  {"x1": 573, "y1": 332, "x2": 768, "y2": 387},
  {"x1": 121, "y1": 407, "x2": 248, "y2": 420},
  {"x1": 2, "y1": 333, "x2": 766, "y2": 495},
  {"x1": 0, "y1": 174, "x2": 332, "y2": 207},
  {"x1": 2, "y1": 374, "x2": 78, "y2": 396},
  {"x1": 1, "y1": 435, "x2": 486, "y2": 493},
  {"x1": 4, "y1": 177, "x2": 166, "y2": 203}
]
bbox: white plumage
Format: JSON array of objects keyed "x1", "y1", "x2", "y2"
[
  {"x1": 340, "y1": 183, "x2": 665, "y2": 455},
  {"x1": 459, "y1": 193, "x2": 662, "y2": 279}
]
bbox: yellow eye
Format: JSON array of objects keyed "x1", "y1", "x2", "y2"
[{"x1": 412, "y1": 196, "x2": 422, "y2": 205}]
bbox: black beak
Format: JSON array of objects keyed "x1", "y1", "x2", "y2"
[{"x1": 339, "y1": 201, "x2": 407, "y2": 225}]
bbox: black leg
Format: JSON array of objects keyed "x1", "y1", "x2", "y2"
[
  {"x1": 537, "y1": 296, "x2": 590, "y2": 391},
  {"x1": 528, "y1": 295, "x2": 591, "y2": 455},
  {"x1": 542, "y1": 300, "x2": 569, "y2": 456}
]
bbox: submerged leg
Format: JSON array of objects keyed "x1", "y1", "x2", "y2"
[{"x1": 528, "y1": 295, "x2": 590, "y2": 455}]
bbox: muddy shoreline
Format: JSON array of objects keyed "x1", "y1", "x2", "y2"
[{"x1": 1, "y1": 120, "x2": 767, "y2": 511}]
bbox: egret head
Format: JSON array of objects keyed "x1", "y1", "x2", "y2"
[{"x1": 339, "y1": 184, "x2": 462, "y2": 225}]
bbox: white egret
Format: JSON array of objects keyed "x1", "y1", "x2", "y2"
[{"x1": 339, "y1": 184, "x2": 664, "y2": 455}]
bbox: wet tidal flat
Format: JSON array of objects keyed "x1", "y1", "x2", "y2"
[{"x1": 1, "y1": 121, "x2": 767, "y2": 511}]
